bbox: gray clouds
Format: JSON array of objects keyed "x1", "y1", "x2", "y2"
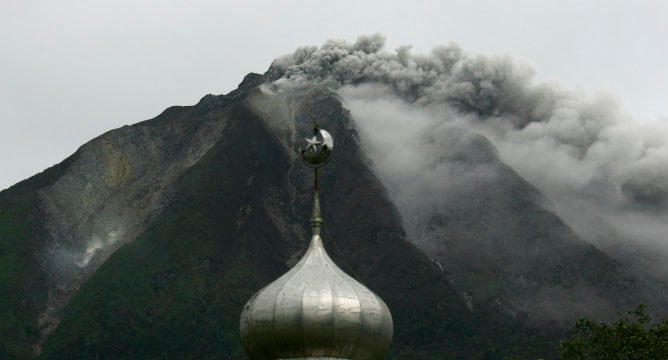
[{"x1": 273, "y1": 35, "x2": 668, "y2": 268}]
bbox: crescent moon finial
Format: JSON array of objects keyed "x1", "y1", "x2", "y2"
[
  {"x1": 301, "y1": 123, "x2": 333, "y2": 235},
  {"x1": 301, "y1": 123, "x2": 333, "y2": 168}
]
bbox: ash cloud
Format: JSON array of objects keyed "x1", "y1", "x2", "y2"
[{"x1": 272, "y1": 34, "x2": 668, "y2": 271}]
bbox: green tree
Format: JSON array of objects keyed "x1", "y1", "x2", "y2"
[{"x1": 560, "y1": 305, "x2": 668, "y2": 359}]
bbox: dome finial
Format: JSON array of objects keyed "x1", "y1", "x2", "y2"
[{"x1": 301, "y1": 123, "x2": 334, "y2": 236}]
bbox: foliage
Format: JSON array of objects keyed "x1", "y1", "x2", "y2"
[
  {"x1": 560, "y1": 305, "x2": 668, "y2": 359},
  {"x1": 0, "y1": 201, "x2": 43, "y2": 359}
]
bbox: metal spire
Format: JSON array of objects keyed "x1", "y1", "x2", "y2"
[{"x1": 239, "y1": 122, "x2": 393, "y2": 360}]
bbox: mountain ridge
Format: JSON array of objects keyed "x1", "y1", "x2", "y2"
[{"x1": 0, "y1": 72, "x2": 663, "y2": 359}]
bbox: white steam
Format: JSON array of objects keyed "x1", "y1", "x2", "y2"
[
  {"x1": 274, "y1": 34, "x2": 668, "y2": 268},
  {"x1": 74, "y1": 229, "x2": 122, "y2": 268}
]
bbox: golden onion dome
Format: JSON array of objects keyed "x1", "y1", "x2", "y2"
[{"x1": 239, "y1": 124, "x2": 393, "y2": 359}]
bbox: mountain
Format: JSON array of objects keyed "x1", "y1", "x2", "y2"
[{"x1": 0, "y1": 71, "x2": 663, "y2": 359}]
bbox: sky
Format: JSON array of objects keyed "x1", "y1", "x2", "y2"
[{"x1": 1, "y1": 0, "x2": 667, "y2": 191}]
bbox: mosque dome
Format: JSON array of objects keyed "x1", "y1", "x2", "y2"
[{"x1": 239, "y1": 125, "x2": 393, "y2": 359}]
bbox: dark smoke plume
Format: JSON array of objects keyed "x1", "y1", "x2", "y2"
[{"x1": 271, "y1": 34, "x2": 668, "y2": 273}]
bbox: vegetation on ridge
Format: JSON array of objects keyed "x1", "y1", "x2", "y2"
[{"x1": 560, "y1": 305, "x2": 668, "y2": 359}]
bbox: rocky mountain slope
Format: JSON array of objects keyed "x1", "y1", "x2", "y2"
[
  {"x1": 394, "y1": 125, "x2": 666, "y2": 324},
  {"x1": 0, "y1": 72, "x2": 664, "y2": 359}
]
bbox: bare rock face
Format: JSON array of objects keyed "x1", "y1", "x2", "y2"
[{"x1": 33, "y1": 103, "x2": 230, "y2": 350}]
